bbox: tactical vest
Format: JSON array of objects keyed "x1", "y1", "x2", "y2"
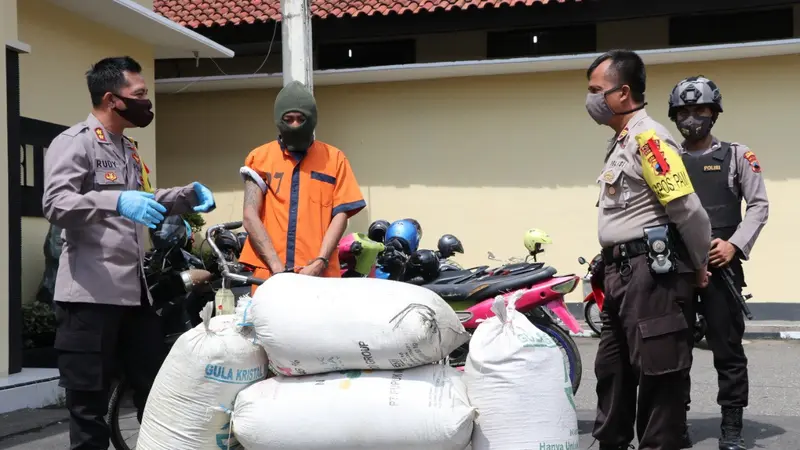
[{"x1": 682, "y1": 142, "x2": 742, "y2": 241}]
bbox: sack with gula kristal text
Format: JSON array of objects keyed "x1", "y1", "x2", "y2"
[{"x1": 137, "y1": 303, "x2": 268, "y2": 450}]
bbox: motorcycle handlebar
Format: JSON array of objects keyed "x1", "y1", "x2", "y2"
[{"x1": 206, "y1": 222, "x2": 266, "y2": 286}]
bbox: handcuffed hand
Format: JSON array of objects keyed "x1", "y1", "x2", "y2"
[
  {"x1": 299, "y1": 258, "x2": 326, "y2": 277},
  {"x1": 192, "y1": 182, "x2": 216, "y2": 213},
  {"x1": 116, "y1": 191, "x2": 166, "y2": 229}
]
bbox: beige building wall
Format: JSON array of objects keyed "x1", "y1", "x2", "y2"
[
  {"x1": 16, "y1": 0, "x2": 155, "y2": 306},
  {"x1": 0, "y1": 0, "x2": 17, "y2": 377},
  {"x1": 156, "y1": 54, "x2": 799, "y2": 305}
]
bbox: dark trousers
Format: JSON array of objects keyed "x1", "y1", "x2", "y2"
[
  {"x1": 684, "y1": 264, "x2": 749, "y2": 411},
  {"x1": 592, "y1": 255, "x2": 694, "y2": 450},
  {"x1": 54, "y1": 301, "x2": 165, "y2": 450}
]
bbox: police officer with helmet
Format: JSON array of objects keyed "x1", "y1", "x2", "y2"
[
  {"x1": 42, "y1": 56, "x2": 217, "y2": 449},
  {"x1": 585, "y1": 50, "x2": 712, "y2": 450},
  {"x1": 668, "y1": 76, "x2": 769, "y2": 450}
]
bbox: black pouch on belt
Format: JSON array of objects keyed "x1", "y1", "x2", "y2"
[{"x1": 643, "y1": 224, "x2": 677, "y2": 275}]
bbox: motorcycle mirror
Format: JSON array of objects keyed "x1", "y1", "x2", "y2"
[{"x1": 578, "y1": 257, "x2": 586, "y2": 265}]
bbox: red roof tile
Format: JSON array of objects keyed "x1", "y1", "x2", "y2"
[{"x1": 154, "y1": 0, "x2": 581, "y2": 28}]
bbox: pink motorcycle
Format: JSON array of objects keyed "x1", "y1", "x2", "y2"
[{"x1": 415, "y1": 260, "x2": 583, "y2": 393}]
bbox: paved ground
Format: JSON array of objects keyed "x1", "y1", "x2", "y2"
[{"x1": 2, "y1": 338, "x2": 799, "y2": 449}]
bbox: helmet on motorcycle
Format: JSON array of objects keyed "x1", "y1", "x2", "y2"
[
  {"x1": 150, "y1": 215, "x2": 189, "y2": 249},
  {"x1": 668, "y1": 75, "x2": 723, "y2": 121},
  {"x1": 215, "y1": 229, "x2": 240, "y2": 258},
  {"x1": 523, "y1": 228, "x2": 552, "y2": 256},
  {"x1": 367, "y1": 219, "x2": 390, "y2": 243},
  {"x1": 437, "y1": 234, "x2": 464, "y2": 259},
  {"x1": 385, "y1": 219, "x2": 423, "y2": 254},
  {"x1": 236, "y1": 231, "x2": 248, "y2": 253},
  {"x1": 408, "y1": 249, "x2": 440, "y2": 281},
  {"x1": 439, "y1": 260, "x2": 463, "y2": 272}
]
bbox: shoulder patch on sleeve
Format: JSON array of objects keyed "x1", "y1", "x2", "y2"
[
  {"x1": 742, "y1": 149, "x2": 762, "y2": 173},
  {"x1": 634, "y1": 129, "x2": 695, "y2": 206}
]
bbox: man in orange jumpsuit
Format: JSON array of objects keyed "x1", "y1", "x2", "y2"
[{"x1": 238, "y1": 81, "x2": 366, "y2": 291}]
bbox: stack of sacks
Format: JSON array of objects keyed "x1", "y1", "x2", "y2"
[
  {"x1": 231, "y1": 273, "x2": 476, "y2": 450},
  {"x1": 138, "y1": 303, "x2": 268, "y2": 450},
  {"x1": 464, "y1": 293, "x2": 579, "y2": 450}
]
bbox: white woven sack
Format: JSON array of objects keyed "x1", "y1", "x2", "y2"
[
  {"x1": 243, "y1": 273, "x2": 470, "y2": 375},
  {"x1": 137, "y1": 303, "x2": 269, "y2": 450},
  {"x1": 232, "y1": 364, "x2": 476, "y2": 450},
  {"x1": 464, "y1": 292, "x2": 579, "y2": 450}
]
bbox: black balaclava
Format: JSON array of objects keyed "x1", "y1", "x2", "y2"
[{"x1": 274, "y1": 81, "x2": 317, "y2": 153}]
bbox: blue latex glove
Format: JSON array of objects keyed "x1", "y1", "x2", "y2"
[
  {"x1": 192, "y1": 182, "x2": 216, "y2": 213},
  {"x1": 117, "y1": 191, "x2": 167, "y2": 229}
]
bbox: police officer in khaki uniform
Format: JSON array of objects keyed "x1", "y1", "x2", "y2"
[
  {"x1": 669, "y1": 76, "x2": 769, "y2": 450},
  {"x1": 585, "y1": 50, "x2": 712, "y2": 450},
  {"x1": 42, "y1": 56, "x2": 216, "y2": 449}
]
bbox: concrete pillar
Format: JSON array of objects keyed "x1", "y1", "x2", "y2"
[{"x1": 281, "y1": 0, "x2": 314, "y2": 90}]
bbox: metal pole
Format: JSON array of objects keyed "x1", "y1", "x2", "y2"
[{"x1": 281, "y1": 0, "x2": 314, "y2": 91}]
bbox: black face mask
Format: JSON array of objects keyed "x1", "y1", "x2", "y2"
[
  {"x1": 677, "y1": 115, "x2": 713, "y2": 142},
  {"x1": 114, "y1": 96, "x2": 154, "y2": 128},
  {"x1": 277, "y1": 119, "x2": 315, "y2": 153}
]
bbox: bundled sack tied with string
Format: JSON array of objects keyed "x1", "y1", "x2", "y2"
[
  {"x1": 241, "y1": 273, "x2": 470, "y2": 375},
  {"x1": 232, "y1": 364, "x2": 476, "y2": 450},
  {"x1": 137, "y1": 303, "x2": 268, "y2": 450},
  {"x1": 464, "y1": 293, "x2": 579, "y2": 450}
]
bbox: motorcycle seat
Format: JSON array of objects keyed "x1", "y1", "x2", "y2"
[
  {"x1": 426, "y1": 269, "x2": 478, "y2": 284},
  {"x1": 422, "y1": 266, "x2": 557, "y2": 303},
  {"x1": 423, "y1": 262, "x2": 545, "y2": 286}
]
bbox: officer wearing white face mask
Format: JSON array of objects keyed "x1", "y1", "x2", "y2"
[{"x1": 585, "y1": 50, "x2": 712, "y2": 450}]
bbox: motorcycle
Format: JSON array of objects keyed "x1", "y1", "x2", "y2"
[
  {"x1": 578, "y1": 254, "x2": 604, "y2": 336},
  {"x1": 382, "y1": 240, "x2": 584, "y2": 394},
  {"x1": 107, "y1": 219, "x2": 247, "y2": 450}
]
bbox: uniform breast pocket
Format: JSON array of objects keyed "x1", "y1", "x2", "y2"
[
  {"x1": 93, "y1": 169, "x2": 125, "y2": 191},
  {"x1": 597, "y1": 167, "x2": 629, "y2": 209},
  {"x1": 309, "y1": 171, "x2": 336, "y2": 206}
]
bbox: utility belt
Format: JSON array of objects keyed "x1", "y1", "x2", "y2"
[{"x1": 602, "y1": 224, "x2": 683, "y2": 276}]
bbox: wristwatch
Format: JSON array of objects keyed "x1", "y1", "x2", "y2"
[{"x1": 311, "y1": 257, "x2": 329, "y2": 269}]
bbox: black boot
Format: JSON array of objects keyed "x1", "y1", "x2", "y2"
[
  {"x1": 680, "y1": 422, "x2": 693, "y2": 448},
  {"x1": 719, "y1": 406, "x2": 745, "y2": 450}
]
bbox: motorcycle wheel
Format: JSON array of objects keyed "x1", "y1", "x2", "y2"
[
  {"x1": 107, "y1": 379, "x2": 138, "y2": 450},
  {"x1": 584, "y1": 300, "x2": 603, "y2": 336},
  {"x1": 534, "y1": 321, "x2": 583, "y2": 395}
]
